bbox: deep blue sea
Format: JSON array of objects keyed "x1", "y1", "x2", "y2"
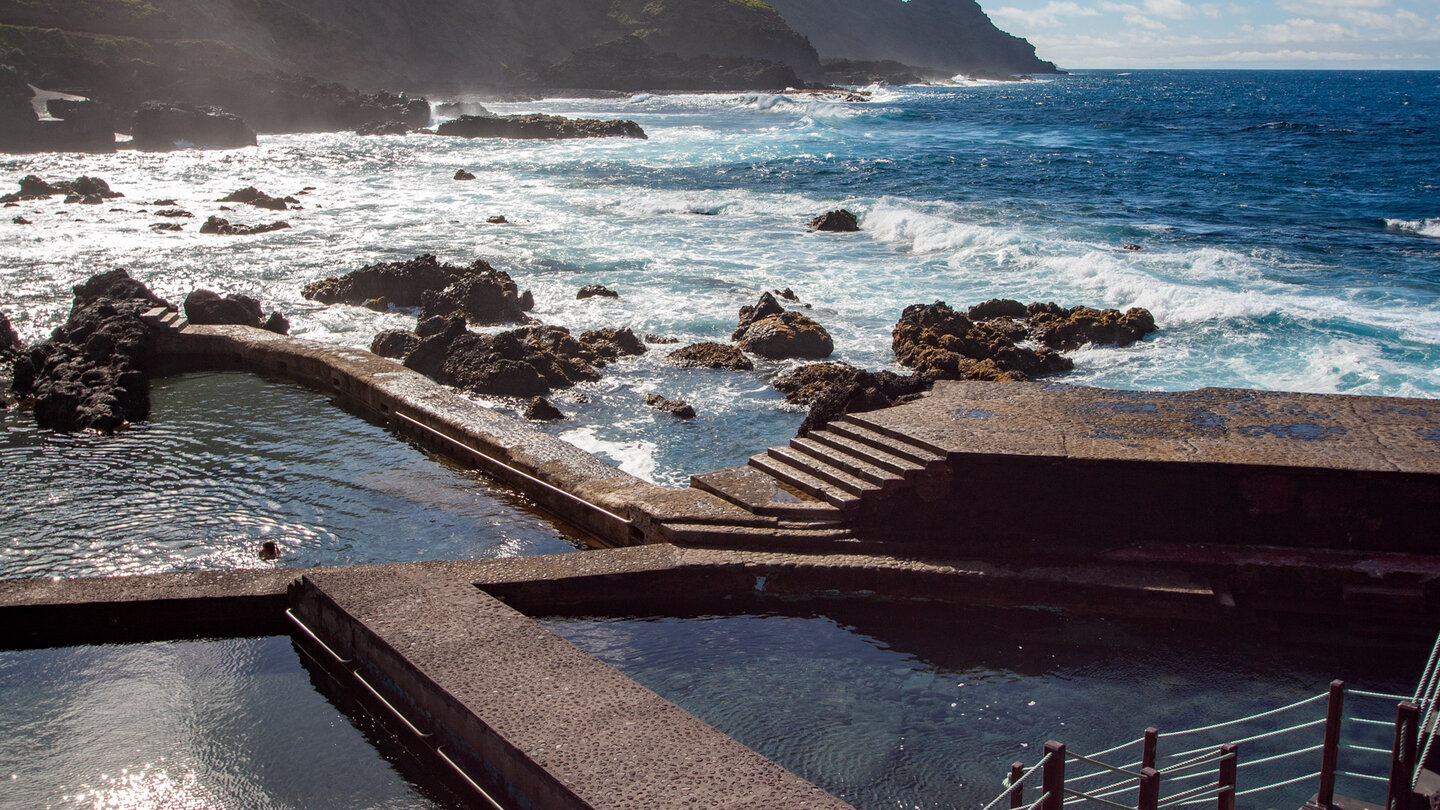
[{"x1": 3, "y1": 70, "x2": 1437, "y2": 485}]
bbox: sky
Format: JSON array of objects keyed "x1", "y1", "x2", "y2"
[{"x1": 982, "y1": 0, "x2": 1440, "y2": 69}]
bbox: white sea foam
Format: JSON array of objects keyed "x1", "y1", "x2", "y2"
[
  {"x1": 558, "y1": 426, "x2": 658, "y2": 482},
  {"x1": 1385, "y1": 217, "x2": 1440, "y2": 238}
]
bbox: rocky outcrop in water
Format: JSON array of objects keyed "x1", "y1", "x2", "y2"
[
  {"x1": 183, "y1": 290, "x2": 289, "y2": 334},
  {"x1": 0, "y1": 309, "x2": 20, "y2": 361},
  {"x1": 644, "y1": 393, "x2": 695, "y2": 419},
  {"x1": 131, "y1": 101, "x2": 257, "y2": 150},
  {"x1": 199, "y1": 216, "x2": 290, "y2": 235},
  {"x1": 303, "y1": 254, "x2": 534, "y2": 324},
  {"x1": 776, "y1": 361, "x2": 932, "y2": 435},
  {"x1": 10, "y1": 269, "x2": 169, "y2": 432},
  {"x1": 892, "y1": 300, "x2": 1072, "y2": 381},
  {"x1": 1024, "y1": 302, "x2": 1157, "y2": 351},
  {"x1": 437, "y1": 114, "x2": 646, "y2": 140},
  {"x1": 524, "y1": 397, "x2": 565, "y2": 421},
  {"x1": 356, "y1": 121, "x2": 409, "y2": 136},
  {"x1": 577, "y1": 284, "x2": 619, "y2": 300},
  {"x1": 454, "y1": 169, "x2": 475, "y2": 181},
  {"x1": 371, "y1": 315, "x2": 645, "y2": 398},
  {"x1": 1, "y1": 175, "x2": 123, "y2": 204},
  {"x1": 810, "y1": 209, "x2": 859, "y2": 232},
  {"x1": 668, "y1": 342, "x2": 754, "y2": 371},
  {"x1": 731, "y1": 292, "x2": 834, "y2": 360},
  {"x1": 579, "y1": 327, "x2": 647, "y2": 363},
  {"x1": 218, "y1": 187, "x2": 294, "y2": 211}
]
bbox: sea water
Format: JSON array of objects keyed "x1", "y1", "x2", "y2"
[{"x1": 2, "y1": 70, "x2": 1436, "y2": 486}]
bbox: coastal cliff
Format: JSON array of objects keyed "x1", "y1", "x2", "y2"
[{"x1": 766, "y1": 0, "x2": 1059, "y2": 76}]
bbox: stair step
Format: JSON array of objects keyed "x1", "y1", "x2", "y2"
[
  {"x1": 748, "y1": 452, "x2": 863, "y2": 511},
  {"x1": 806, "y1": 429, "x2": 930, "y2": 478},
  {"x1": 661, "y1": 521, "x2": 858, "y2": 548},
  {"x1": 827, "y1": 419, "x2": 946, "y2": 466},
  {"x1": 790, "y1": 436, "x2": 907, "y2": 489},
  {"x1": 691, "y1": 466, "x2": 847, "y2": 522},
  {"x1": 766, "y1": 446, "x2": 884, "y2": 498},
  {"x1": 140, "y1": 306, "x2": 169, "y2": 324}
]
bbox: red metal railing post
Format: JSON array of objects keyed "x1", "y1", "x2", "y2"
[
  {"x1": 1139, "y1": 766, "x2": 1161, "y2": 810},
  {"x1": 1317, "y1": 679, "x2": 1346, "y2": 809},
  {"x1": 1217, "y1": 742, "x2": 1238, "y2": 810},
  {"x1": 1010, "y1": 761, "x2": 1026, "y2": 810},
  {"x1": 1043, "y1": 741, "x2": 1066, "y2": 810},
  {"x1": 1144, "y1": 727, "x2": 1160, "y2": 771},
  {"x1": 1387, "y1": 701, "x2": 1421, "y2": 810}
]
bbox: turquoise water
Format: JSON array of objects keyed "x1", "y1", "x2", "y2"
[
  {"x1": 3, "y1": 71, "x2": 1436, "y2": 483},
  {"x1": 0, "y1": 636, "x2": 451, "y2": 809},
  {"x1": 0, "y1": 372, "x2": 579, "y2": 580},
  {"x1": 546, "y1": 604, "x2": 1424, "y2": 810}
]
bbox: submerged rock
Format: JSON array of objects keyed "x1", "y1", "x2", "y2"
[
  {"x1": 198, "y1": 215, "x2": 290, "y2": 235},
  {"x1": 644, "y1": 393, "x2": 696, "y2": 419},
  {"x1": 132, "y1": 101, "x2": 257, "y2": 151},
  {"x1": 523, "y1": 397, "x2": 565, "y2": 421},
  {"x1": 218, "y1": 187, "x2": 291, "y2": 211},
  {"x1": 305, "y1": 254, "x2": 533, "y2": 325},
  {"x1": 668, "y1": 341, "x2": 754, "y2": 371},
  {"x1": 183, "y1": 289, "x2": 289, "y2": 334},
  {"x1": 437, "y1": 113, "x2": 646, "y2": 140},
  {"x1": 11, "y1": 269, "x2": 170, "y2": 432},
  {"x1": 577, "y1": 284, "x2": 619, "y2": 300},
  {"x1": 355, "y1": 120, "x2": 408, "y2": 136},
  {"x1": 1, "y1": 175, "x2": 123, "y2": 203},
  {"x1": 454, "y1": 169, "x2": 476, "y2": 181},
  {"x1": 809, "y1": 209, "x2": 859, "y2": 232}
]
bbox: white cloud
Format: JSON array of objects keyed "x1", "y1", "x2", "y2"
[{"x1": 989, "y1": 1, "x2": 1101, "y2": 28}]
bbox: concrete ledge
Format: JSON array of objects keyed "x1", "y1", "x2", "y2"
[{"x1": 290, "y1": 565, "x2": 853, "y2": 810}]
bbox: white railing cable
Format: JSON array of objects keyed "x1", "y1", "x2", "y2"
[
  {"x1": 1159, "y1": 693, "x2": 1328, "y2": 739},
  {"x1": 1168, "y1": 717, "x2": 1325, "y2": 760},
  {"x1": 980, "y1": 753, "x2": 1054, "y2": 810},
  {"x1": 1234, "y1": 771, "x2": 1323, "y2": 798}
]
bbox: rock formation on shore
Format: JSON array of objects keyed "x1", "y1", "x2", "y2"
[
  {"x1": 10, "y1": 269, "x2": 169, "y2": 432},
  {"x1": 668, "y1": 342, "x2": 754, "y2": 371},
  {"x1": 732, "y1": 292, "x2": 833, "y2": 360},
  {"x1": 183, "y1": 290, "x2": 289, "y2": 334},
  {"x1": 131, "y1": 101, "x2": 256, "y2": 150},
  {"x1": 303, "y1": 254, "x2": 534, "y2": 325},
  {"x1": 437, "y1": 114, "x2": 646, "y2": 141}
]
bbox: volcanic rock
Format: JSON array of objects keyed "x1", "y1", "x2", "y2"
[
  {"x1": 218, "y1": 187, "x2": 290, "y2": 210},
  {"x1": 396, "y1": 319, "x2": 607, "y2": 398},
  {"x1": 356, "y1": 121, "x2": 408, "y2": 136},
  {"x1": 540, "y1": 35, "x2": 804, "y2": 93},
  {"x1": 183, "y1": 289, "x2": 289, "y2": 334},
  {"x1": 644, "y1": 393, "x2": 696, "y2": 419},
  {"x1": 454, "y1": 169, "x2": 476, "y2": 181},
  {"x1": 577, "y1": 284, "x2": 619, "y2": 300},
  {"x1": 150, "y1": 222, "x2": 182, "y2": 231},
  {"x1": 487, "y1": 215, "x2": 508, "y2": 224},
  {"x1": 12, "y1": 216, "x2": 31, "y2": 225},
  {"x1": 0, "y1": 310, "x2": 21, "y2": 360},
  {"x1": 669, "y1": 342, "x2": 753, "y2": 371},
  {"x1": 967, "y1": 298, "x2": 1029, "y2": 320},
  {"x1": 437, "y1": 113, "x2": 646, "y2": 140},
  {"x1": 10, "y1": 269, "x2": 170, "y2": 432},
  {"x1": 580, "y1": 327, "x2": 647, "y2": 364},
  {"x1": 523, "y1": 397, "x2": 565, "y2": 421},
  {"x1": 305, "y1": 254, "x2": 532, "y2": 325},
  {"x1": 131, "y1": 101, "x2": 257, "y2": 151},
  {"x1": 892, "y1": 301, "x2": 1071, "y2": 381},
  {"x1": 198, "y1": 216, "x2": 290, "y2": 235},
  {"x1": 1026, "y1": 303, "x2": 1157, "y2": 351},
  {"x1": 809, "y1": 209, "x2": 859, "y2": 232},
  {"x1": 370, "y1": 329, "x2": 421, "y2": 360},
  {"x1": 734, "y1": 311, "x2": 833, "y2": 360}
]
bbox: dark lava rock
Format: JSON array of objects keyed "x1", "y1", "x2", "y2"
[
  {"x1": 305, "y1": 254, "x2": 531, "y2": 326},
  {"x1": 487, "y1": 215, "x2": 508, "y2": 224},
  {"x1": 2, "y1": 175, "x2": 123, "y2": 204},
  {"x1": 523, "y1": 397, "x2": 565, "y2": 421},
  {"x1": 44, "y1": 98, "x2": 116, "y2": 153},
  {"x1": 183, "y1": 289, "x2": 289, "y2": 334},
  {"x1": 646, "y1": 334, "x2": 680, "y2": 344},
  {"x1": 219, "y1": 187, "x2": 289, "y2": 210},
  {"x1": 154, "y1": 209, "x2": 193, "y2": 218},
  {"x1": 132, "y1": 101, "x2": 257, "y2": 151},
  {"x1": 194, "y1": 74, "x2": 430, "y2": 134},
  {"x1": 577, "y1": 284, "x2": 619, "y2": 300},
  {"x1": 892, "y1": 301, "x2": 1071, "y2": 381},
  {"x1": 967, "y1": 298, "x2": 1029, "y2": 320},
  {"x1": 437, "y1": 114, "x2": 646, "y2": 140},
  {"x1": 797, "y1": 367, "x2": 933, "y2": 436},
  {"x1": 0, "y1": 309, "x2": 21, "y2": 360},
  {"x1": 772, "y1": 361, "x2": 861, "y2": 406},
  {"x1": 579, "y1": 327, "x2": 648, "y2": 364},
  {"x1": 809, "y1": 209, "x2": 860, "y2": 232},
  {"x1": 732, "y1": 292, "x2": 833, "y2": 360},
  {"x1": 669, "y1": 342, "x2": 753, "y2": 371},
  {"x1": 436, "y1": 102, "x2": 492, "y2": 118},
  {"x1": 454, "y1": 169, "x2": 476, "y2": 181},
  {"x1": 356, "y1": 121, "x2": 408, "y2": 136},
  {"x1": 1026, "y1": 303, "x2": 1157, "y2": 350},
  {"x1": 396, "y1": 318, "x2": 604, "y2": 398},
  {"x1": 12, "y1": 216, "x2": 30, "y2": 225},
  {"x1": 150, "y1": 222, "x2": 182, "y2": 232},
  {"x1": 11, "y1": 268, "x2": 170, "y2": 432},
  {"x1": 199, "y1": 216, "x2": 290, "y2": 235},
  {"x1": 1, "y1": 67, "x2": 115, "y2": 153},
  {"x1": 776, "y1": 287, "x2": 799, "y2": 302},
  {"x1": 820, "y1": 58, "x2": 943, "y2": 87},
  {"x1": 643, "y1": 393, "x2": 695, "y2": 419},
  {"x1": 370, "y1": 329, "x2": 420, "y2": 360},
  {"x1": 1122, "y1": 244, "x2": 1142, "y2": 251}
]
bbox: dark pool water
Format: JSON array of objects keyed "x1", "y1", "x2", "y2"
[
  {"x1": 545, "y1": 604, "x2": 1425, "y2": 810},
  {"x1": 0, "y1": 636, "x2": 454, "y2": 809},
  {"x1": 0, "y1": 372, "x2": 580, "y2": 580}
]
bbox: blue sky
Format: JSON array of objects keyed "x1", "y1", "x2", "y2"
[{"x1": 983, "y1": 0, "x2": 1440, "y2": 69}]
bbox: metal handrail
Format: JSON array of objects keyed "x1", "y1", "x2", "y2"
[
  {"x1": 1068, "y1": 751, "x2": 1144, "y2": 779},
  {"x1": 1160, "y1": 693, "x2": 1328, "y2": 739}
]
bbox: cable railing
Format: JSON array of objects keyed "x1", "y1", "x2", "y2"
[{"x1": 977, "y1": 657, "x2": 1439, "y2": 810}]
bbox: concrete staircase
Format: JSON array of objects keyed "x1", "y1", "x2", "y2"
[
  {"x1": 679, "y1": 415, "x2": 953, "y2": 550},
  {"x1": 141, "y1": 306, "x2": 188, "y2": 333}
]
